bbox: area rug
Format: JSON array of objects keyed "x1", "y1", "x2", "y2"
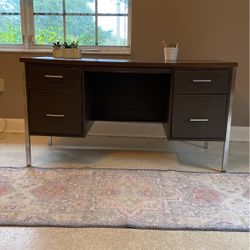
[{"x1": 0, "y1": 167, "x2": 249, "y2": 231}]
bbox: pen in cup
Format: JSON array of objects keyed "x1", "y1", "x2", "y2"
[
  {"x1": 162, "y1": 41, "x2": 179, "y2": 61},
  {"x1": 162, "y1": 41, "x2": 178, "y2": 48}
]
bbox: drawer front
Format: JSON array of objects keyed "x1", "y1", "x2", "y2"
[
  {"x1": 28, "y1": 90, "x2": 82, "y2": 136},
  {"x1": 27, "y1": 65, "x2": 81, "y2": 91},
  {"x1": 171, "y1": 95, "x2": 227, "y2": 139},
  {"x1": 174, "y1": 70, "x2": 230, "y2": 93}
]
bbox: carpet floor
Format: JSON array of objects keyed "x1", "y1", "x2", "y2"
[{"x1": 0, "y1": 167, "x2": 249, "y2": 232}]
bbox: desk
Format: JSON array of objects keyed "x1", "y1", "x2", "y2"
[{"x1": 20, "y1": 57, "x2": 237, "y2": 171}]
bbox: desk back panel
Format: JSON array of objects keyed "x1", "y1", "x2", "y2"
[{"x1": 85, "y1": 71, "x2": 171, "y2": 122}]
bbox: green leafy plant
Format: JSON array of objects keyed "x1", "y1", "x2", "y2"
[
  {"x1": 71, "y1": 41, "x2": 78, "y2": 49},
  {"x1": 52, "y1": 40, "x2": 80, "y2": 49},
  {"x1": 52, "y1": 41, "x2": 62, "y2": 49},
  {"x1": 63, "y1": 41, "x2": 72, "y2": 49}
]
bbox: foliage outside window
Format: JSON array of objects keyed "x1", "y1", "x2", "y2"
[
  {"x1": 0, "y1": 0, "x2": 22, "y2": 45},
  {"x1": 0, "y1": 0, "x2": 131, "y2": 53}
]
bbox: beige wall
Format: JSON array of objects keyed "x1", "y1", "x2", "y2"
[{"x1": 0, "y1": 0, "x2": 249, "y2": 126}]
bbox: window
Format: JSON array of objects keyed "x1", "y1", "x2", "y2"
[
  {"x1": 0, "y1": 0, "x2": 131, "y2": 53},
  {"x1": 0, "y1": 0, "x2": 22, "y2": 45}
]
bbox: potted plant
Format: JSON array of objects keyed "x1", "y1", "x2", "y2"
[
  {"x1": 62, "y1": 41, "x2": 72, "y2": 58},
  {"x1": 71, "y1": 41, "x2": 81, "y2": 59},
  {"x1": 52, "y1": 41, "x2": 63, "y2": 58}
]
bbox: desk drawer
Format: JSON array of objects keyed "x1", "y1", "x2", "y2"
[
  {"x1": 171, "y1": 95, "x2": 227, "y2": 139},
  {"x1": 28, "y1": 90, "x2": 82, "y2": 136},
  {"x1": 174, "y1": 70, "x2": 230, "y2": 93},
  {"x1": 27, "y1": 65, "x2": 81, "y2": 91}
]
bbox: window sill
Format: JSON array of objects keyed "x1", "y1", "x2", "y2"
[
  {"x1": 0, "y1": 48, "x2": 131, "y2": 55},
  {"x1": 0, "y1": 48, "x2": 51, "y2": 53}
]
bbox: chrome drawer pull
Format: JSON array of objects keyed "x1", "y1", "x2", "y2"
[
  {"x1": 192, "y1": 80, "x2": 212, "y2": 83},
  {"x1": 44, "y1": 75, "x2": 64, "y2": 79},
  {"x1": 46, "y1": 114, "x2": 65, "y2": 118},
  {"x1": 190, "y1": 118, "x2": 209, "y2": 122}
]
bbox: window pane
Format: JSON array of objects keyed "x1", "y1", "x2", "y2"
[
  {"x1": 66, "y1": 16, "x2": 95, "y2": 45},
  {"x1": 31, "y1": 0, "x2": 131, "y2": 48},
  {"x1": 33, "y1": 0, "x2": 63, "y2": 13},
  {"x1": 0, "y1": 0, "x2": 20, "y2": 13},
  {"x1": 98, "y1": 0, "x2": 128, "y2": 14},
  {"x1": 34, "y1": 16, "x2": 64, "y2": 45},
  {"x1": 0, "y1": 15, "x2": 22, "y2": 44},
  {"x1": 65, "y1": 0, "x2": 95, "y2": 13},
  {"x1": 98, "y1": 16, "x2": 127, "y2": 46}
]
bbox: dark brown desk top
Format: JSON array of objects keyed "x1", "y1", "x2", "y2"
[{"x1": 20, "y1": 57, "x2": 238, "y2": 68}]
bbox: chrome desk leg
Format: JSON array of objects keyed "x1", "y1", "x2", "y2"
[
  {"x1": 48, "y1": 136, "x2": 53, "y2": 146},
  {"x1": 23, "y1": 63, "x2": 31, "y2": 167},
  {"x1": 24, "y1": 98, "x2": 31, "y2": 167},
  {"x1": 221, "y1": 104, "x2": 233, "y2": 172},
  {"x1": 221, "y1": 140, "x2": 230, "y2": 173},
  {"x1": 221, "y1": 68, "x2": 236, "y2": 172},
  {"x1": 204, "y1": 141, "x2": 208, "y2": 149},
  {"x1": 25, "y1": 130, "x2": 31, "y2": 167}
]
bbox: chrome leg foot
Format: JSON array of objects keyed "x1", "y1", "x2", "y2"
[
  {"x1": 204, "y1": 141, "x2": 208, "y2": 149},
  {"x1": 25, "y1": 134, "x2": 31, "y2": 167},
  {"x1": 221, "y1": 140, "x2": 230, "y2": 173},
  {"x1": 48, "y1": 136, "x2": 53, "y2": 146}
]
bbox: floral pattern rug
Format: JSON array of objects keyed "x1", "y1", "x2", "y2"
[{"x1": 0, "y1": 168, "x2": 249, "y2": 231}]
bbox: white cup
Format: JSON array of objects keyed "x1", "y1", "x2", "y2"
[{"x1": 164, "y1": 47, "x2": 179, "y2": 61}]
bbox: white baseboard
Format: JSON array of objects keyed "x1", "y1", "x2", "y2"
[
  {"x1": 230, "y1": 126, "x2": 250, "y2": 141},
  {"x1": 0, "y1": 118, "x2": 24, "y2": 133},
  {"x1": 1, "y1": 118, "x2": 249, "y2": 142}
]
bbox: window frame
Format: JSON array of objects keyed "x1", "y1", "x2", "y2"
[
  {"x1": 0, "y1": 0, "x2": 22, "y2": 46},
  {"x1": 0, "y1": 0, "x2": 132, "y2": 54}
]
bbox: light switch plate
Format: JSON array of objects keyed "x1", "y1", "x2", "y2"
[{"x1": 0, "y1": 79, "x2": 5, "y2": 92}]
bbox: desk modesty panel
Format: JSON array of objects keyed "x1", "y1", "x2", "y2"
[{"x1": 20, "y1": 57, "x2": 238, "y2": 171}]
